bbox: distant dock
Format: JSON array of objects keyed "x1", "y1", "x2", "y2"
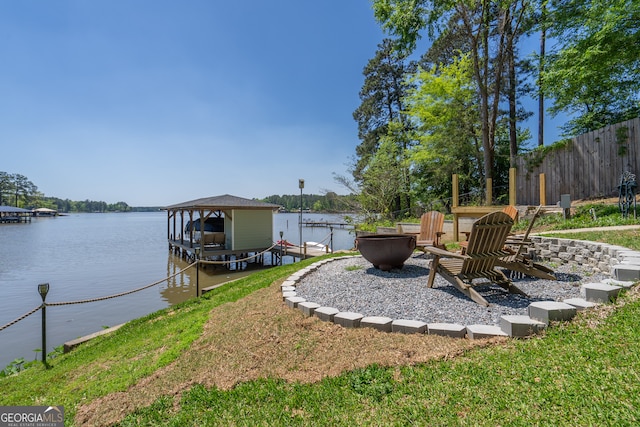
[
  {"x1": 0, "y1": 206, "x2": 32, "y2": 223},
  {"x1": 301, "y1": 220, "x2": 353, "y2": 229}
]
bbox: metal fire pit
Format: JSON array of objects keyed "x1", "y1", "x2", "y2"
[{"x1": 355, "y1": 234, "x2": 417, "y2": 271}]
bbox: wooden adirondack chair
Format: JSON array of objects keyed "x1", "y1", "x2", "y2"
[
  {"x1": 423, "y1": 211, "x2": 527, "y2": 307},
  {"x1": 495, "y1": 206, "x2": 557, "y2": 280},
  {"x1": 460, "y1": 205, "x2": 518, "y2": 254},
  {"x1": 502, "y1": 205, "x2": 519, "y2": 222},
  {"x1": 415, "y1": 211, "x2": 446, "y2": 251}
]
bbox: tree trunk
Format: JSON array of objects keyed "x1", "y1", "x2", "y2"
[
  {"x1": 538, "y1": 2, "x2": 547, "y2": 147},
  {"x1": 508, "y1": 28, "x2": 518, "y2": 167}
]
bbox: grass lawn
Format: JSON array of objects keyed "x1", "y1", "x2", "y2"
[
  {"x1": 1, "y1": 213, "x2": 640, "y2": 426},
  {"x1": 119, "y1": 291, "x2": 640, "y2": 426}
]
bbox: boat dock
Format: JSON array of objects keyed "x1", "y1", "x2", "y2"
[
  {"x1": 169, "y1": 239, "x2": 330, "y2": 268},
  {"x1": 0, "y1": 206, "x2": 32, "y2": 223},
  {"x1": 164, "y1": 195, "x2": 337, "y2": 270},
  {"x1": 301, "y1": 220, "x2": 353, "y2": 229},
  {"x1": 169, "y1": 238, "x2": 269, "y2": 267},
  {"x1": 270, "y1": 242, "x2": 332, "y2": 265}
]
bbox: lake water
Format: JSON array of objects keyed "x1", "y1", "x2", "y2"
[{"x1": 0, "y1": 211, "x2": 356, "y2": 369}]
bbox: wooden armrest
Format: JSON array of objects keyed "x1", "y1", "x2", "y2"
[{"x1": 421, "y1": 246, "x2": 468, "y2": 260}]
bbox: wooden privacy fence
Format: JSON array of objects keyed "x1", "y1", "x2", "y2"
[{"x1": 514, "y1": 117, "x2": 640, "y2": 205}]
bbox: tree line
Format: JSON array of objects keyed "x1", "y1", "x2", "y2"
[
  {"x1": 0, "y1": 170, "x2": 356, "y2": 214},
  {"x1": 343, "y1": 0, "x2": 639, "y2": 220},
  {"x1": 261, "y1": 192, "x2": 358, "y2": 213},
  {"x1": 0, "y1": 171, "x2": 132, "y2": 213}
]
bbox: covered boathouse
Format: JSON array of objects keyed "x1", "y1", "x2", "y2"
[
  {"x1": 0, "y1": 206, "x2": 32, "y2": 223},
  {"x1": 164, "y1": 194, "x2": 281, "y2": 264}
]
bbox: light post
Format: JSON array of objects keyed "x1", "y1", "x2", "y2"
[
  {"x1": 298, "y1": 179, "x2": 304, "y2": 253},
  {"x1": 38, "y1": 283, "x2": 49, "y2": 367}
]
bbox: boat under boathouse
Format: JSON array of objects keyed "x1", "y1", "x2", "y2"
[{"x1": 164, "y1": 194, "x2": 281, "y2": 265}]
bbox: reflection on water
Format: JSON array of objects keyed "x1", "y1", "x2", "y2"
[
  {"x1": 160, "y1": 253, "x2": 269, "y2": 305},
  {"x1": 0, "y1": 211, "x2": 355, "y2": 368}
]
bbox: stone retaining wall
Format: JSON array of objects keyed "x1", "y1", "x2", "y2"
[{"x1": 527, "y1": 236, "x2": 629, "y2": 274}]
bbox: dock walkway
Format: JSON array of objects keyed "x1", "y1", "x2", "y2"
[
  {"x1": 301, "y1": 220, "x2": 353, "y2": 229},
  {"x1": 270, "y1": 242, "x2": 331, "y2": 265}
]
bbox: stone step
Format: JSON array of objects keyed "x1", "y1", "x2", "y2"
[
  {"x1": 466, "y1": 324, "x2": 508, "y2": 339},
  {"x1": 391, "y1": 319, "x2": 427, "y2": 334},
  {"x1": 528, "y1": 301, "x2": 577, "y2": 324},
  {"x1": 361, "y1": 316, "x2": 393, "y2": 332},
  {"x1": 499, "y1": 315, "x2": 546, "y2": 337},
  {"x1": 617, "y1": 250, "x2": 640, "y2": 259},
  {"x1": 602, "y1": 278, "x2": 634, "y2": 289},
  {"x1": 427, "y1": 322, "x2": 466, "y2": 338},
  {"x1": 314, "y1": 306, "x2": 340, "y2": 322},
  {"x1": 334, "y1": 312, "x2": 363, "y2": 328},
  {"x1": 286, "y1": 273, "x2": 303, "y2": 281},
  {"x1": 298, "y1": 301, "x2": 321, "y2": 317},
  {"x1": 611, "y1": 264, "x2": 640, "y2": 281},
  {"x1": 581, "y1": 282, "x2": 622, "y2": 303},
  {"x1": 282, "y1": 291, "x2": 297, "y2": 300},
  {"x1": 284, "y1": 296, "x2": 306, "y2": 309},
  {"x1": 64, "y1": 323, "x2": 125, "y2": 353},
  {"x1": 563, "y1": 297, "x2": 598, "y2": 310}
]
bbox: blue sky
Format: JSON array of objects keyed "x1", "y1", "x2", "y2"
[{"x1": 0, "y1": 1, "x2": 563, "y2": 207}]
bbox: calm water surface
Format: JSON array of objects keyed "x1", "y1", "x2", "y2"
[{"x1": 0, "y1": 211, "x2": 355, "y2": 368}]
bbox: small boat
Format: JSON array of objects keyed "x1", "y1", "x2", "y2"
[
  {"x1": 185, "y1": 217, "x2": 224, "y2": 233},
  {"x1": 305, "y1": 241, "x2": 332, "y2": 253}
]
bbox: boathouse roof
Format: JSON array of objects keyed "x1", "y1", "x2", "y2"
[
  {"x1": 0, "y1": 206, "x2": 32, "y2": 213},
  {"x1": 164, "y1": 194, "x2": 280, "y2": 211}
]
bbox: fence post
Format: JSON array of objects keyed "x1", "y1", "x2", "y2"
[
  {"x1": 540, "y1": 173, "x2": 546, "y2": 206},
  {"x1": 37, "y1": 283, "x2": 49, "y2": 367},
  {"x1": 509, "y1": 168, "x2": 516, "y2": 206},
  {"x1": 452, "y1": 174, "x2": 460, "y2": 241}
]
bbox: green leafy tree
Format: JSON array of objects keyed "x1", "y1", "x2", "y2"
[
  {"x1": 0, "y1": 171, "x2": 10, "y2": 205},
  {"x1": 359, "y1": 136, "x2": 408, "y2": 219},
  {"x1": 406, "y1": 54, "x2": 482, "y2": 205},
  {"x1": 543, "y1": 0, "x2": 640, "y2": 135},
  {"x1": 373, "y1": 0, "x2": 534, "y2": 193},
  {"x1": 353, "y1": 38, "x2": 417, "y2": 214},
  {"x1": 9, "y1": 174, "x2": 37, "y2": 207}
]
